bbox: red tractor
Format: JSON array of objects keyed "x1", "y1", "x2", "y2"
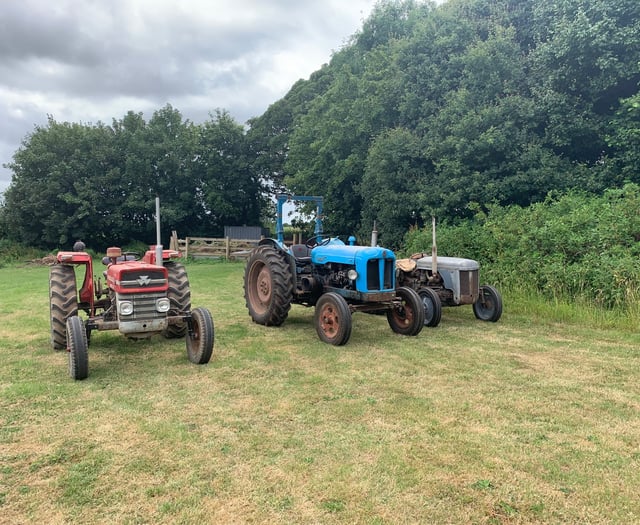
[{"x1": 49, "y1": 246, "x2": 214, "y2": 380}]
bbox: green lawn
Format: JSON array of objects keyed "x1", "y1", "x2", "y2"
[{"x1": 1, "y1": 260, "x2": 639, "y2": 524}]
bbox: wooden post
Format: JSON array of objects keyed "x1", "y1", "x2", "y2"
[
  {"x1": 170, "y1": 230, "x2": 178, "y2": 251},
  {"x1": 225, "y1": 237, "x2": 230, "y2": 260},
  {"x1": 185, "y1": 237, "x2": 190, "y2": 259}
]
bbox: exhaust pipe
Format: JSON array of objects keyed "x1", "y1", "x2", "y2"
[
  {"x1": 431, "y1": 216, "x2": 438, "y2": 276},
  {"x1": 371, "y1": 220, "x2": 378, "y2": 247},
  {"x1": 155, "y1": 196, "x2": 163, "y2": 266}
]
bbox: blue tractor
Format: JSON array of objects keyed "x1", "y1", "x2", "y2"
[{"x1": 243, "y1": 195, "x2": 424, "y2": 345}]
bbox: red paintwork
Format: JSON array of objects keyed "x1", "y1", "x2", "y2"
[
  {"x1": 57, "y1": 251, "x2": 94, "y2": 307},
  {"x1": 142, "y1": 247, "x2": 182, "y2": 265},
  {"x1": 55, "y1": 248, "x2": 181, "y2": 315},
  {"x1": 105, "y1": 262, "x2": 168, "y2": 294}
]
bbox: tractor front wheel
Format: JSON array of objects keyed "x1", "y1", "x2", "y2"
[
  {"x1": 418, "y1": 287, "x2": 442, "y2": 327},
  {"x1": 162, "y1": 262, "x2": 191, "y2": 338},
  {"x1": 186, "y1": 307, "x2": 214, "y2": 364},
  {"x1": 472, "y1": 285, "x2": 503, "y2": 322},
  {"x1": 314, "y1": 292, "x2": 352, "y2": 346},
  {"x1": 50, "y1": 264, "x2": 78, "y2": 350},
  {"x1": 387, "y1": 287, "x2": 425, "y2": 336},
  {"x1": 244, "y1": 246, "x2": 293, "y2": 326},
  {"x1": 67, "y1": 316, "x2": 88, "y2": 380}
]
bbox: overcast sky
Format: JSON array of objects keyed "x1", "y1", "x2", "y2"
[{"x1": 0, "y1": 0, "x2": 386, "y2": 194}]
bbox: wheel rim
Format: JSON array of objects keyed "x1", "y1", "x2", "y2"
[
  {"x1": 248, "y1": 262, "x2": 271, "y2": 315},
  {"x1": 191, "y1": 315, "x2": 201, "y2": 342},
  {"x1": 421, "y1": 294, "x2": 434, "y2": 322},
  {"x1": 318, "y1": 302, "x2": 341, "y2": 338},
  {"x1": 392, "y1": 301, "x2": 414, "y2": 327},
  {"x1": 478, "y1": 292, "x2": 493, "y2": 315}
]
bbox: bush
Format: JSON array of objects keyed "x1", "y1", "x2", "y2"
[
  {"x1": 403, "y1": 184, "x2": 640, "y2": 309},
  {"x1": 0, "y1": 239, "x2": 48, "y2": 265}
]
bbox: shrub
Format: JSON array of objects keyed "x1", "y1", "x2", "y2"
[{"x1": 403, "y1": 184, "x2": 640, "y2": 309}]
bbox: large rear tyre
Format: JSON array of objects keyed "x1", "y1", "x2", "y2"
[
  {"x1": 314, "y1": 293, "x2": 352, "y2": 346},
  {"x1": 244, "y1": 246, "x2": 293, "y2": 326},
  {"x1": 162, "y1": 262, "x2": 191, "y2": 338},
  {"x1": 387, "y1": 287, "x2": 425, "y2": 336},
  {"x1": 49, "y1": 264, "x2": 78, "y2": 350},
  {"x1": 67, "y1": 316, "x2": 89, "y2": 380},
  {"x1": 418, "y1": 287, "x2": 442, "y2": 327},
  {"x1": 186, "y1": 307, "x2": 214, "y2": 364},
  {"x1": 473, "y1": 285, "x2": 503, "y2": 322}
]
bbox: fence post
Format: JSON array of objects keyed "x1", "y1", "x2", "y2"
[
  {"x1": 185, "y1": 237, "x2": 190, "y2": 259},
  {"x1": 170, "y1": 231, "x2": 178, "y2": 251},
  {"x1": 225, "y1": 237, "x2": 230, "y2": 260}
]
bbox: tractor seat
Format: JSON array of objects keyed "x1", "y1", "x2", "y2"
[{"x1": 290, "y1": 244, "x2": 312, "y2": 264}]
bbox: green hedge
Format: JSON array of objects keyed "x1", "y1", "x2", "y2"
[{"x1": 404, "y1": 184, "x2": 640, "y2": 309}]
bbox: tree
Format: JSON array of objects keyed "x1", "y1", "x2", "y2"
[
  {"x1": 194, "y1": 110, "x2": 264, "y2": 236},
  {"x1": 360, "y1": 127, "x2": 427, "y2": 248},
  {"x1": 1, "y1": 106, "x2": 264, "y2": 249},
  {"x1": 3, "y1": 118, "x2": 117, "y2": 248}
]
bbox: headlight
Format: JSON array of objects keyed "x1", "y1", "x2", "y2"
[
  {"x1": 156, "y1": 298, "x2": 171, "y2": 313},
  {"x1": 118, "y1": 301, "x2": 134, "y2": 316},
  {"x1": 347, "y1": 269, "x2": 358, "y2": 281}
]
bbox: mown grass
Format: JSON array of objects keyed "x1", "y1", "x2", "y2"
[{"x1": 1, "y1": 260, "x2": 639, "y2": 524}]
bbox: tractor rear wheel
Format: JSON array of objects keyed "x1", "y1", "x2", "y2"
[
  {"x1": 418, "y1": 287, "x2": 442, "y2": 327},
  {"x1": 244, "y1": 246, "x2": 293, "y2": 326},
  {"x1": 186, "y1": 307, "x2": 214, "y2": 364},
  {"x1": 162, "y1": 262, "x2": 191, "y2": 338},
  {"x1": 387, "y1": 287, "x2": 425, "y2": 336},
  {"x1": 473, "y1": 285, "x2": 503, "y2": 322},
  {"x1": 314, "y1": 292, "x2": 352, "y2": 346},
  {"x1": 67, "y1": 316, "x2": 89, "y2": 380},
  {"x1": 49, "y1": 264, "x2": 78, "y2": 350}
]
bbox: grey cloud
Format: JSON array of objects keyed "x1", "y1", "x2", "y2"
[{"x1": 0, "y1": 0, "x2": 378, "y2": 191}]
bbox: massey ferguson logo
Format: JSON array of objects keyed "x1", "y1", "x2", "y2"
[{"x1": 136, "y1": 275, "x2": 151, "y2": 286}]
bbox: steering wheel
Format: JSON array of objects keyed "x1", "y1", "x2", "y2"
[
  {"x1": 305, "y1": 235, "x2": 333, "y2": 249},
  {"x1": 122, "y1": 251, "x2": 140, "y2": 261}
]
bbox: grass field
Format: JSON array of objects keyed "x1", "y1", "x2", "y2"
[{"x1": 1, "y1": 260, "x2": 639, "y2": 524}]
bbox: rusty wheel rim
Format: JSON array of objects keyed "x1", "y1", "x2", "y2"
[
  {"x1": 248, "y1": 262, "x2": 272, "y2": 315},
  {"x1": 318, "y1": 302, "x2": 340, "y2": 337},
  {"x1": 392, "y1": 301, "x2": 414, "y2": 327}
]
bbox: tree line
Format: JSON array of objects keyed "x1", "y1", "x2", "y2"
[
  {"x1": 1, "y1": 0, "x2": 639, "y2": 253},
  {"x1": 1, "y1": 107, "x2": 263, "y2": 251},
  {"x1": 250, "y1": 0, "x2": 640, "y2": 247}
]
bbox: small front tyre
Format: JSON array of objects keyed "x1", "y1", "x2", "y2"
[
  {"x1": 67, "y1": 316, "x2": 89, "y2": 380},
  {"x1": 418, "y1": 287, "x2": 442, "y2": 327},
  {"x1": 473, "y1": 285, "x2": 503, "y2": 322},
  {"x1": 314, "y1": 293, "x2": 352, "y2": 346},
  {"x1": 387, "y1": 287, "x2": 425, "y2": 336},
  {"x1": 186, "y1": 307, "x2": 214, "y2": 364}
]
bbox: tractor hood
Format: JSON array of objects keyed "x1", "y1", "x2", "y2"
[
  {"x1": 311, "y1": 242, "x2": 395, "y2": 266},
  {"x1": 416, "y1": 256, "x2": 479, "y2": 272},
  {"x1": 105, "y1": 262, "x2": 169, "y2": 293}
]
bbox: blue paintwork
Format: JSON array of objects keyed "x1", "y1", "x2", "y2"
[
  {"x1": 312, "y1": 241, "x2": 396, "y2": 292},
  {"x1": 268, "y1": 194, "x2": 397, "y2": 296}
]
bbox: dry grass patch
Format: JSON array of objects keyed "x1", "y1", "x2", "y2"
[{"x1": 1, "y1": 261, "x2": 639, "y2": 523}]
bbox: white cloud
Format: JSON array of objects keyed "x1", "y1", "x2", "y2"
[{"x1": 0, "y1": 0, "x2": 385, "y2": 192}]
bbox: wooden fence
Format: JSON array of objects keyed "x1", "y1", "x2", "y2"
[{"x1": 170, "y1": 232, "x2": 259, "y2": 260}]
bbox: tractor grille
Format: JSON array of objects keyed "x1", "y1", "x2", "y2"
[
  {"x1": 460, "y1": 270, "x2": 479, "y2": 298},
  {"x1": 116, "y1": 292, "x2": 166, "y2": 321},
  {"x1": 119, "y1": 270, "x2": 167, "y2": 289},
  {"x1": 366, "y1": 259, "x2": 394, "y2": 291}
]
